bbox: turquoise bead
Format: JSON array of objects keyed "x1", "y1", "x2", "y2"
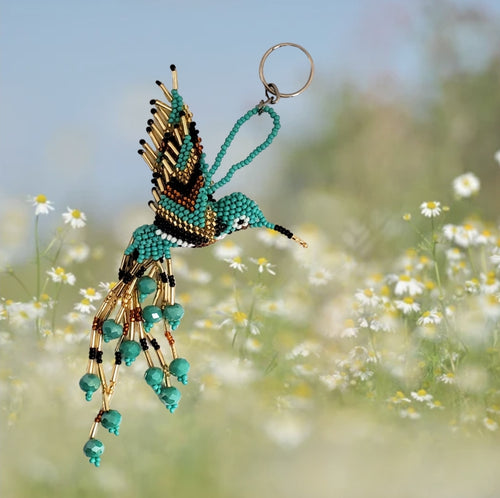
[
  {"x1": 79, "y1": 373, "x2": 101, "y2": 401},
  {"x1": 145, "y1": 366, "x2": 164, "y2": 393},
  {"x1": 169, "y1": 358, "x2": 190, "y2": 384},
  {"x1": 163, "y1": 303, "x2": 184, "y2": 330},
  {"x1": 142, "y1": 305, "x2": 163, "y2": 324},
  {"x1": 83, "y1": 438, "x2": 104, "y2": 467},
  {"x1": 119, "y1": 340, "x2": 141, "y2": 366},
  {"x1": 102, "y1": 319, "x2": 123, "y2": 343},
  {"x1": 158, "y1": 386, "x2": 181, "y2": 412},
  {"x1": 101, "y1": 409, "x2": 122, "y2": 435},
  {"x1": 138, "y1": 276, "x2": 156, "y2": 296}
]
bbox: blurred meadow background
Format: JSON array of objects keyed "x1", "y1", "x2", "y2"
[{"x1": 3, "y1": 0, "x2": 500, "y2": 496}]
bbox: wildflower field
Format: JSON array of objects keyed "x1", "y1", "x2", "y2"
[{"x1": 4, "y1": 9, "x2": 500, "y2": 497}]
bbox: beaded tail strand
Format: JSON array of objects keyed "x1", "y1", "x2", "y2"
[{"x1": 80, "y1": 253, "x2": 189, "y2": 466}]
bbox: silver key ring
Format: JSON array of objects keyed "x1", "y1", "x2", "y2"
[{"x1": 258, "y1": 42, "x2": 314, "y2": 106}]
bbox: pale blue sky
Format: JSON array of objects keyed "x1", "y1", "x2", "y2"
[{"x1": 1, "y1": 0, "x2": 499, "y2": 218}]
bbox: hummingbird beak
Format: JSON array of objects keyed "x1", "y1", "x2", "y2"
[{"x1": 273, "y1": 224, "x2": 308, "y2": 248}]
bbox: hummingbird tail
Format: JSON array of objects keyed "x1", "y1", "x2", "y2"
[{"x1": 79, "y1": 254, "x2": 189, "y2": 466}]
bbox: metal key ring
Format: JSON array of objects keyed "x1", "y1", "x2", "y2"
[{"x1": 259, "y1": 42, "x2": 314, "y2": 100}]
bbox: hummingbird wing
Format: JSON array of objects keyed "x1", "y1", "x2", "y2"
[{"x1": 137, "y1": 66, "x2": 218, "y2": 247}]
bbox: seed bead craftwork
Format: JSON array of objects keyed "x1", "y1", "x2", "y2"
[{"x1": 80, "y1": 43, "x2": 314, "y2": 466}]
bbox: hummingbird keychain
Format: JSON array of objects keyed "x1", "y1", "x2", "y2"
[{"x1": 79, "y1": 42, "x2": 314, "y2": 466}]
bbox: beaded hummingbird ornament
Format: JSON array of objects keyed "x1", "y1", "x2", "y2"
[{"x1": 80, "y1": 43, "x2": 314, "y2": 466}]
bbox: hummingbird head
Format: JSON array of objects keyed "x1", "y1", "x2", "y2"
[{"x1": 212, "y1": 192, "x2": 308, "y2": 248}]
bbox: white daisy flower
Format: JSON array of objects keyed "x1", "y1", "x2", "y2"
[
  {"x1": 341, "y1": 318, "x2": 358, "y2": 338},
  {"x1": 427, "y1": 400, "x2": 444, "y2": 410},
  {"x1": 244, "y1": 337, "x2": 262, "y2": 353},
  {"x1": 494, "y1": 150, "x2": 500, "y2": 165},
  {"x1": 62, "y1": 207, "x2": 86, "y2": 228},
  {"x1": 395, "y1": 297, "x2": 421, "y2": 314},
  {"x1": 387, "y1": 391, "x2": 411, "y2": 404},
  {"x1": 250, "y1": 257, "x2": 276, "y2": 275},
  {"x1": 213, "y1": 240, "x2": 241, "y2": 260},
  {"x1": 400, "y1": 407, "x2": 421, "y2": 420},
  {"x1": 64, "y1": 311, "x2": 86, "y2": 323},
  {"x1": 47, "y1": 266, "x2": 76, "y2": 285},
  {"x1": 225, "y1": 256, "x2": 247, "y2": 272},
  {"x1": 454, "y1": 224, "x2": 478, "y2": 248},
  {"x1": 411, "y1": 389, "x2": 433, "y2": 402},
  {"x1": 453, "y1": 172, "x2": 480, "y2": 198},
  {"x1": 29, "y1": 194, "x2": 55, "y2": 215},
  {"x1": 354, "y1": 288, "x2": 380, "y2": 307},
  {"x1": 74, "y1": 298, "x2": 96, "y2": 314},
  {"x1": 446, "y1": 248, "x2": 463, "y2": 261},
  {"x1": 483, "y1": 417, "x2": 498, "y2": 431},
  {"x1": 420, "y1": 201, "x2": 441, "y2": 218},
  {"x1": 438, "y1": 372, "x2": 455, "y2": 384},
  {"x1": 99, "y1": 281, "x2": 116, "y2": 292},
  {"x1": 443, "y1": 224, "x2": 458, "y2": 242},
  {"x1": 65, "y1": 242, "x2": 90, "y2": 263},
  {"x1": 79, "y1": 287, "x2": 102, "y2": 302},
  {"x1": 392, "y1": 274, "x2": 424, "y2": 296},
  {"x1": 308, "y1": 267, "x2": 332, "y2": 286},
  {"x1": 319, "y1": 372, "x2": 347, "y2": 391},
  {"x1": 417, "y1": 309, "x2": 443, "y2": 326}
]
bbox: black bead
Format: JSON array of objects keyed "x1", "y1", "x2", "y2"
[
  {"x1": 168, "y1": 275, "x2": 176, "y2": 287},
  {"x1": 89, "y1": 347, "x2": 97, "y2": 360},
  {"x1": 160, "y1": 272, "x2": 168, "y2": 283},
  {"x1": 115, "y1": 351, "x2": 122, "y2": 365},
  {"x1": 96, "y1": 350, "x2": 103, "y2": 364},
  {"x1": 139, "y1": 338, "x2": 149, "y2": 351},
  {"x1": 150, "y1": 338, "x2": 161, "y2": 350}
]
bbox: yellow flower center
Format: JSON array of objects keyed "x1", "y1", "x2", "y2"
[
  {"x1": 403, "y1": 297, "x2": 414, "y2": 304},
  {"x1": 233, "y1": 311, "x2": 247, "y2": 324},
  {"x1": 35, "y1": 194, "x2": 47, "y2": 204},
  {"x1": 40, "y1": 293, "x2": 50, "y2": 301},
  {"x1": 80, "y1": 298, "x2": 90, "y2": 306},
  {"x1": 257, "y1": 257, "x2": 268, "y2": 265},
  {"x1": 233, "y1": 256, "x2": 242, "y2": 264},
  {"x1": 399, "y1": 275, "x2": 410, "y2": 282},
  {"x1": 417, "y1": 389, "x2": 427, "y2": 397},
  {"x1": 85, "y1": 287, "x2": 96, "y2": 296},
  {"x1": 55, "y1": 267, "x2": 65, "y2": 276},
  {"x1": 344, "y1": 318, "x2": 355, "y2": 328},
  {"x1": 71, "y1": 209, "x2": 81, "y2": 219},
  {"x1": 363, "y1": 289, "x2": 373, "y2": 298},
  {"x1": 426, "y1": 202, "x2": 437, "y2": 209}
]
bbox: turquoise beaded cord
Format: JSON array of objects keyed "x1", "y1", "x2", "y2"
[{"x1": 80, "y1": 63, "x2": 308, "y2": 467}]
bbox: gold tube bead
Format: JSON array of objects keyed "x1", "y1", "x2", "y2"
[
  {"x1": 180, "y1": 114, "x2": 189, "y2": 136},
  {"x1": 154, "y1": 106, "x2": 170, "y2": 129},
  {"x1": 152, "y1": 109, "x2": 168, "y2": 131},
  {"x1": 89, "y1": 420, "x2": 99, "y2": 439},
  {"x1": 139, "y1": 150, "x2": 156, "y2": 172},
  {"x1": 171, "y1": 68, "x2": 178, "y2": 90},
  {"x1": 147, "y1": 128, "x2": 160, "y2": 150},
  {"x1": 151, "y1": 187, "x2": 161, "y2": 203},
  {"x1": 172, "y1": 127, "x2": 183, "y2": 146},
  {"x1": 154, "y1": 99, "x2": 172, "y2": 112},
  {"x1": 156, "y1": 81, "x2": 173, "y2": 101}
]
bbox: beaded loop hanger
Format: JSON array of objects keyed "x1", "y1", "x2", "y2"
[{"x1": 79, "y1": 43, "x2": 313, "y2": 466}]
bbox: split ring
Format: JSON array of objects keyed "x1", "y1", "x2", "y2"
[{"x1": 259, "y1": 42, "x2": 314, "y2": 100}]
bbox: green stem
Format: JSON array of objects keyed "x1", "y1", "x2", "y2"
[
  {"x1": 35, "y1": 215, "x2": 41, "y2": 299},
  {"x1": 5, "y1": 268, "x2": 32, "y2": 298},
  {"x1": 51, "y1": 282, "x2": 63, "y2": 333}
]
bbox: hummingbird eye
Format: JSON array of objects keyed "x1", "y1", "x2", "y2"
[{"x1": 232, "y1": 215, "x2": 250, "y2": 230}]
